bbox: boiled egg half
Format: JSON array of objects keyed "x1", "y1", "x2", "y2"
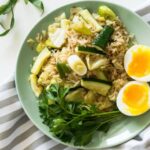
[
  {"x1": 124, "y1": 45, "x2": 150, "y2": 81},
  {"x1": 117, "y1": 81, "x2": 150, "y2": 116}
]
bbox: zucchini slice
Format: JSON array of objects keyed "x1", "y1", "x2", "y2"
[
  {"x1": 86, "y1": 55, "x2": 108, "y2": 70},
  {"x1": 81, "y1": 78, "x2": 111, "y2": 96},
  {"x1": 79, "y1": 9, "x2": 102, "y2": 32},
  {"x1": 96, "y1": 70, "x2": 108, "y2": 80},
  {"x1": 76, "y1": 46, "x2": 106, "y2": 55},
  {"x1": 30, "y1": 74, "x2": 43, "y2": 97},
  {"x1": 98, "y1": 6, "x2": 116, "y2": 20},
  {"x1": 56, "y1": 62, "x2": 70, "y2": 78},
  {"x1": 72, "y1": 16, "x2": 92, "y2": 35},
  {"x1": 65, "y1": 88, "x2": 86, "y2": 102},
  {"x1": 31, "y1": 48, "x2": 51, "y2": 75},
  {"x1": 84, "y1": 91, "x2": 97, "y2": 104},
  {"x1": 93, "y1": 25, "x2": 114, "y2": 49}
]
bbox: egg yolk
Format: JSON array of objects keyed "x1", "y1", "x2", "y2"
[
  {"x1": 123, "y1": 83, "x2": 149, "y2": 115},
  {"x1": 127, "y1": 46, "x2": 150, "y2": 77}
]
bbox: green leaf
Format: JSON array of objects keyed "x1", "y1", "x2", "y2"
[
  {"x1": 0, "y1": 0, "x2": 17, "y2": 15},
  {"x1": 39, "y1": 84, "x2": 124, "y2": 146},
  {"x1": 0, "y1": 0, "x2": 44, "y2": 36},
  {"x1": 0, "y1": 0, "x2": 17, "y2": 36},
  {"x1": 0, "y1": 8, "x2": 15, "y2": 36},
  {"x1": 28, "y1": 0, "x2": 44, "y2": 13},
  {"x1": 24, "y1": 0, "x2": 29, "y2": 4},
  {"x1": 74, "y1": 131, "x2": 93, "y2": 146}
]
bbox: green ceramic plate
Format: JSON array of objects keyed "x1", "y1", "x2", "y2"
[{"x1": 15, "y1": 0, "x2": 150, "y2": 149}]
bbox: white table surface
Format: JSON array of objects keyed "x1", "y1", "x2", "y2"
[{"x1": 0, "y1": 0, "x2": 149, "y2": 85}]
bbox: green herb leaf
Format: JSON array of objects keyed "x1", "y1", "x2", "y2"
[
  {"x1": 0, "y1": 0, "x2": 17, "y2": 15},
  {"x1": 0, "y1": 0, "x2": 44, "y2": 36},
  {"x1": 0, "y1": 9, "x2": 15, "y2": 36},
  {"x1": 0, "y1": 0, "x2": 17, "y2": 36},
  {"x1": 39, "y1": 84, "x2": 124, "y2": 146},
  {"x1": 28, "y1": 0, "x2": 44, "y2": 13}
]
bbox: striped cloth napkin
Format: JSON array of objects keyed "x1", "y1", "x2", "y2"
[{"x1": 1, "y1": 3, "x2": 150, "y2": 150}]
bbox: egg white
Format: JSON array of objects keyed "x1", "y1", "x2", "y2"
[
  {"x1": 124, "y1": 44, "x2": 150, "y2": 82},
  {"x1": 117, "y1": 81, "x2": 150, "y2": 116}
]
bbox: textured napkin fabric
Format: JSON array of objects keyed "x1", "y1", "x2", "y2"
[{"x1": 1, "y1": 4, "x2": 150, "y2": 150}]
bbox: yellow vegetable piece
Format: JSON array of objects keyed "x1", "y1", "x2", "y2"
[
  {"x1": 36, "y1": 42, "x2": 46, "y2": 53},
  {"x1": 65, "y1": 88, "x2": 86, "y2": 102},
  {"x1": 86, "y1": 55, "x2": 108, "y2": 70},
  {"x1": 55, "y1": 12, "x2": 66, "y2": 22},
  {"x1": 31, "y1": 48, "x2": 51, "y2": 75},
  {"x1": 72, "y1": 16, "x2": 92, "y2": 35},
  {"x1": 61, "y1": 19, "x2": 71, "y2": 30},
  {"x1": 30, "y1": 74, "x2": 43, "y2": 97},
  {"x1": 79, "y1": 9, "x2": 102, "y2": 32},
  {"x1": 48, "y1": 23, "x2": 60, "y2": 34},
  {"x1": 45, "y1": 39, "x2": 56, "y2": 48},
  {"x1": 98, "y1": 6, "x2": 116, "y2": 20},
  {"x1": 72, "y1": 21, "x2": 92, "y2": 35},
  {"x1": 84, "y1": 91, "x2": 97, "y2": 104}
]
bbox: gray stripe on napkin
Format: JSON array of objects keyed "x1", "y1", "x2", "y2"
[
  {"x1": 0, "y1": 95, "x2": 18, "y2": 108},
  {"x1": 24, "y1": 135, "x2": 50, "y2": 150},
  {"x1": 0, "y1": 114, "x2": 28, "y2": 140},
  {"x1": 0, "y1": 81, "x2": 15, "y2": 93},
  {"x1": 136, "y1": 5, "x2": 150, "y2": 16},
  {"x1": 2, "y1": 125, "x2": 38, "y2": 150},
  {"x1": 50, "y1": 144, "x2": 67, "y2": 150},
  {"x1": 0, "y1": 108, "x2": 23, "y2": 124}
]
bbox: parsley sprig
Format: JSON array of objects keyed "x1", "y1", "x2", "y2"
[
  {"x1": 0, "y1": 0, "x2": 44, "y2": 36},
  {"x1": 39, "y1": 84, "x2": 123, "y2": 146}
]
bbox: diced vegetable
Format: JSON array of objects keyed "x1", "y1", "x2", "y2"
[
  {"x1": 70, "y1": 7, "x2": 83, "y2": 16},
  {"x1": 67, "y1": 55, "x2": 87, "y2": 76},
  {"x1": 76, "y1": 46, "x2": 106, "y2": 55},
  {"x1": 55, "y1": 12, "x2": 66, "y2": 22},
  {"x1": 56, "y1": 63, "x2": 71, "y2": 78},
  {"x1": 31, "y1": 48, "x2": 51, "y2": 75},
  {"x1": 98, "y1": 6, "x2": 116, "y2": 20},
  {"x1": 86, "y1": 55, "x2": 108, "y2": 70},
  {"x1": 30, "y1": 74, "x2": 43, "y2": 97},
  {"x1": 48, "y1": 23, "x2": 60, "y2": 34},
  {"x1": 79, "y1": 9, "x2": 102, "y2": 32},
  {"x1": 81, "y1": 78, "x2": 111, "y2": 96},
  {"x1": 84, "y1": 91, "x2": 97, "y2": 104},
  {"x1": 65, "y1": 88, "x2": 86, "y2": 102},
  {"x1": 36, "y1": 42, "x2": 46, "y2": 53},
  {"x1": 93, "y1": 25, "x2": 114, "y2": 49},
  {"x1": 61, "y1": 19, "x2": 71, "y2": 30},
  {"x1": 45, "y1": 39, "x2": 55, "y2": 48},
  {"x1": 72, "y1": 16, "x2": 92, "y2": 35},
  {"x1": 49, "y1": 28, "x2": 66, "y2": 48},
  {"x1": 38, "y1": 71, "x2": 49, "y2": 85},
  {"x1": 95, "y1": 70, "x2": 108, "y2": 80}
]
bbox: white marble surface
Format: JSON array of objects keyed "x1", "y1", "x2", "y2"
[{"x1": 0, "y1": 0, "x2": 149, "y2": 85}]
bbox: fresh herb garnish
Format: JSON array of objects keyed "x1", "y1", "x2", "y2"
[
  {"x1": 39, "y1": 84, "x2": 123, "y2": 146},
  {"x1": 0, "y1": 0, "x2": 44, "y2": 36},
  {"x1": 24, "y1": 0, "x2": 44, "y2": 13}
]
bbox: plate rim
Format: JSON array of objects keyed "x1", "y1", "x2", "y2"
[{"x1": 15, "y1": 0, "x2": 150, "y2": 149}]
